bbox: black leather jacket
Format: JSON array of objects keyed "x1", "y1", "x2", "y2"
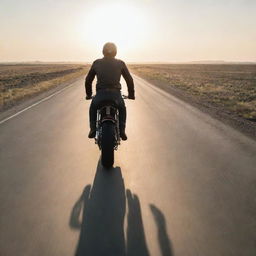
[{"x1": 85, "y1": 57, "x2": 135, "y2": 98}]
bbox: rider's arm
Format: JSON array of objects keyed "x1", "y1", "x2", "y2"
[
  {"x1": 121, "y1": 62, "x2": 135, "y2": 99},
  {"x1": 85, "y1": 63, "x2": 96, "y2": 97}
]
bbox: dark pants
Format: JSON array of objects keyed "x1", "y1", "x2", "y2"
[{"x1": 89, "y1": 90, "x2": 126, "y2": 130}]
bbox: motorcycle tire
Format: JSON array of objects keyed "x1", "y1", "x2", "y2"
[{"x1": 101, "y1": 121, "x2": 115, "y2": 168}]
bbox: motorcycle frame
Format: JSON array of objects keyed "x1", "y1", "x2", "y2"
[{"x1": 95, "y1": 105, "x2": 121, "y2": 150}]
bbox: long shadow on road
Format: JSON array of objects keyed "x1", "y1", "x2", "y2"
[{"x1": 70, "y1": 162, "x2": 173, "y2": 256}]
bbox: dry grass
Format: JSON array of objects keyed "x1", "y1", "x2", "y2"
[
  {"x1": 130, "y1": 64, "x2": 256, "y2": 120},
  {"x1": 0, "y1": 64, "x2": 89, "y2": 110}
]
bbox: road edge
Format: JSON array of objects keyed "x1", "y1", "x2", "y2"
[
  {"x1": 132, "y1": 73, "x2": 256, "y2": 140},
  {"x1": 0, "y1": 75, "x2": 85, "y2": 124}
]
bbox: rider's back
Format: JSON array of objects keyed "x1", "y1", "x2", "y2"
[{"x1": 92, "y1": 57, "x2": 126, "y2": 91}]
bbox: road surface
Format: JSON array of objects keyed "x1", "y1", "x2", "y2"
[{"x1": 0, "y1": 75, "x2": 256, "y2": 256}]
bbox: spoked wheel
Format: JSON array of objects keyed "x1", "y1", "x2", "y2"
[{"x1": 101, "y1": 122, "x2": 115, "y2": 168}]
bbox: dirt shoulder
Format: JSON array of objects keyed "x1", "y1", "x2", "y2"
[
  {"x1": 0, "y1": 64, "x2": 89, "y2": 112},
  {"x1": 129, "y1": 64, "x2": 256, "y2": 140}
]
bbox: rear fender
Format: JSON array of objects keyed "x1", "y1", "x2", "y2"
[{"x1": 101, "y1": 118, "x2": 116, "y2": 124}]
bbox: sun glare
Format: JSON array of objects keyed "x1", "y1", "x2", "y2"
[{"x1": 82, "y1": 2, "x2": 149, "y2": 58}]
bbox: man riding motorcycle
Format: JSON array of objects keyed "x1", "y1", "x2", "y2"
[{"x1": 85, "y1": 42, "x2": 135, "y2": 140}]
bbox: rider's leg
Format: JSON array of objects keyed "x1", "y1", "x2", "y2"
[
  {"x1": 118, "y1": 96, "x2": 127, "y2": 140},
  {"x1": 89, "y1": 103, "x2": 97, "y2": 127},
  {"x1": 88, "y1": 96, "x2": 99, "y2": 138}
]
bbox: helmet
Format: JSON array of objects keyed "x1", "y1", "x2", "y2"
[{"x1": 102, "y1": 42, "x2": 117, "y2": 57}]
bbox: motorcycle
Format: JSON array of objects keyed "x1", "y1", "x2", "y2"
[{"x1": 89, "y1": 95, "x2": 129, "y2": 168}]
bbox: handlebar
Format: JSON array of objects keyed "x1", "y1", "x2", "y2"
[{"x1": 86, "y1": 95, "x2": 132, "y2": 100}]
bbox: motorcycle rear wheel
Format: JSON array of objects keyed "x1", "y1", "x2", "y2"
[{"x1": 101, "y1": 122, "x2": 115, "y2": 168}]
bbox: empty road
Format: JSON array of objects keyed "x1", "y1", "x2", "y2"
[{"x1": 0, "y1": 75, "x2": 256, "y2": 256}]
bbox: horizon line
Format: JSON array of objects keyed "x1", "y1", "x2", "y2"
[{"x1": 1, "y1": 60, "x2": 256, "y2": 65}]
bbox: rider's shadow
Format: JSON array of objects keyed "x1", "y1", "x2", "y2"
[{"x1": 70, "y1": 162, "x2": 173, "y2": 256}]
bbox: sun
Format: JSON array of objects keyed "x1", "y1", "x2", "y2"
[{"x1": 82, "y1": 2, "x2": 148, "y2": 57}]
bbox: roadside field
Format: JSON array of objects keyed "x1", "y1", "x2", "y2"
[
  {"x1": 0, "y1": 64, "x2": 89, "y2": 110},
  {"x1": 129, "y1": 64, "x2": 256, "y2": 120}
]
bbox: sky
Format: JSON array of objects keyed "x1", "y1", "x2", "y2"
[{"x1": 1, "y1": 0, "x2": 256, "y2": 62}]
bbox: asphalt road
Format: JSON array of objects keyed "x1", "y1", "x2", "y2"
[{"x1": 0, "y1": 76, "x2": 256, "y2": 256}]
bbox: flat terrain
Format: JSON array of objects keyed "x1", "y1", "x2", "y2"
[
  {"x1": 0, "y1": 64, "x2": 89, "y2": 110},
  {"x1": 129, "y1": 64, "x2": 256, "y2": 121},
  {"x1": 0, "y1": 76, "x2": 256, "y2": 256}
]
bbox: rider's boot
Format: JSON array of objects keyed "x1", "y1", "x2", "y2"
[
  {"x1": 88, "y1": 129, "x2": 96, "y2": 138},
  {"x1": 120, "y1": 124, "x2": 127, "y2": 141},
  {"x1": 88, "y1": 123, "x2": 96, "y2": 138}
]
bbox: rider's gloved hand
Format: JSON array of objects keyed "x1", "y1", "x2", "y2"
[
  {"x1": 128, "y1": 94, "x2": 135, "y2": 100},
  {"x1": 86, "y1": 95, "x2": 92, "y2": 100}
]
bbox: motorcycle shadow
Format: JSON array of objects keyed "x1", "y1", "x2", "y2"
[{"x1": 70, "y1": 162, "x2": 173, "y2": 256}]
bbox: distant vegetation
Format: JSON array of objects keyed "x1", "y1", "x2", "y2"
[
  {"x1": 130, "y1": 64, "x2": 256, "y2": 120},
  {"x1": 0, "y1": 64, "x2": 89, "y2": 110}
]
